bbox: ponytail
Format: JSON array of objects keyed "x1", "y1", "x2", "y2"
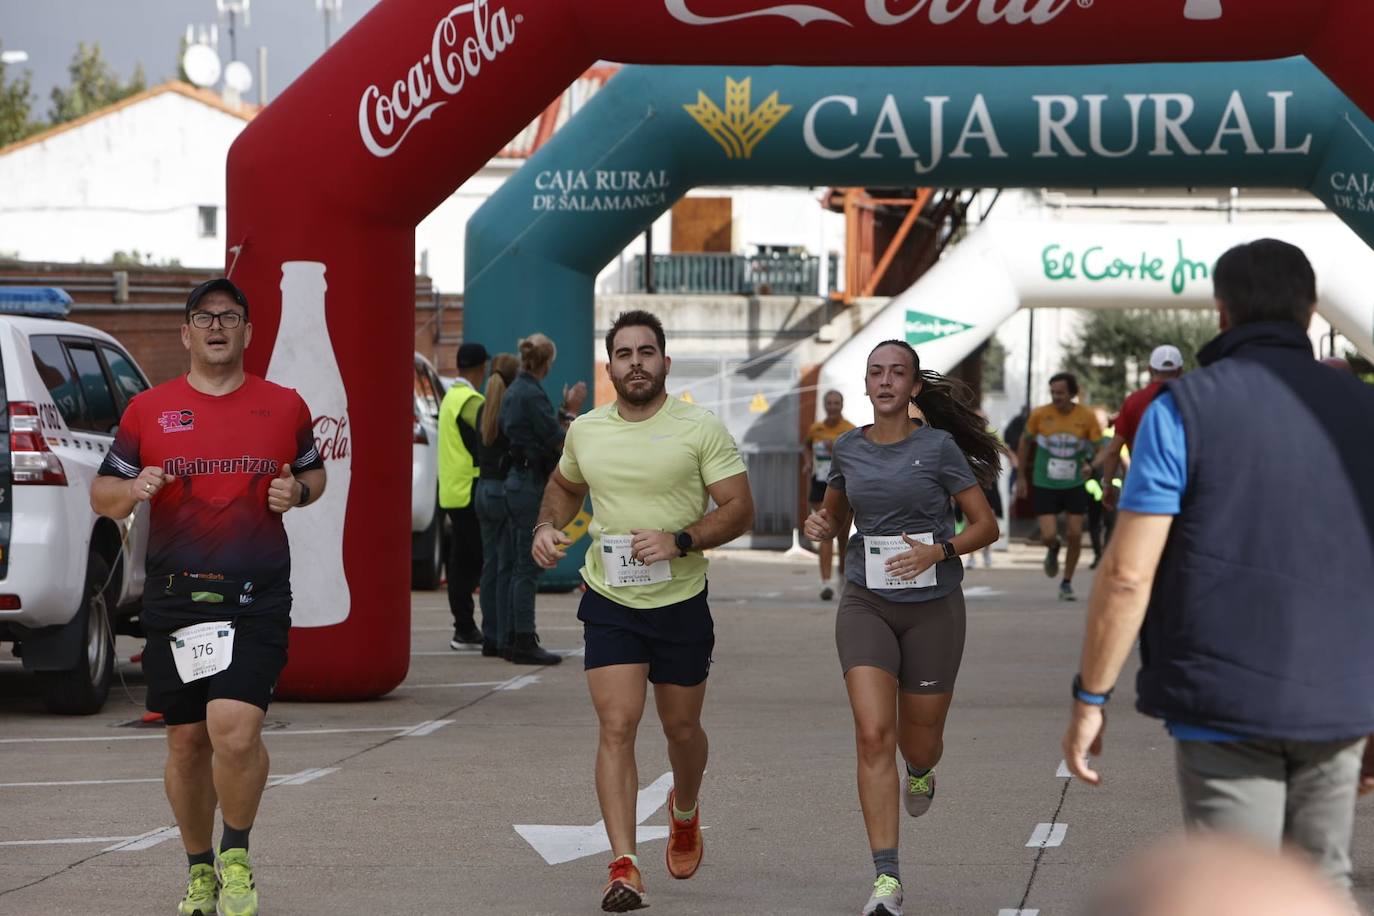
[
  {"x1": 872, "y1": 339, "x2": 1003, "y2": 489},
  {"x1": 481, "y1": 352, "x2": 519, "y2": 446}
]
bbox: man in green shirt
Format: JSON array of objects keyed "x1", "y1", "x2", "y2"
[{"x1": 533, "y1": 310, "x2": 754, "y2": 913}]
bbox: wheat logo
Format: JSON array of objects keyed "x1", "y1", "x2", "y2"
[{"x1": 684, "y1": 77, "x2": 792, "y2": 159}]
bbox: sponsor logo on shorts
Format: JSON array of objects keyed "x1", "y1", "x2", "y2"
[{"x1": 920, "y1": 679, "x2": 939, "y2": 687}]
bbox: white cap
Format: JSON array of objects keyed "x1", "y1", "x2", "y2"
[{"x1": 1150, "y1": 345, "x2": 1183, "y2": 372}]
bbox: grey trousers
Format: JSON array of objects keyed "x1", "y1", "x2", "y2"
[{"x1": 1175, "y1": 737, "x2": 1367, "y2": 887}]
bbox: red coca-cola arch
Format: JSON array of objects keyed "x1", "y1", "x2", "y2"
[{"x1": 227, "y1": 0, "x2": 1374, "y2": 699}]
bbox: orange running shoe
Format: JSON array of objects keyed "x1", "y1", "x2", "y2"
[
  {"x1": 665, "y1": 788, "x2": 704, "y2": 880},
  {"x1": 600, "y1": 856, "x2": 646, "y2": 912}
]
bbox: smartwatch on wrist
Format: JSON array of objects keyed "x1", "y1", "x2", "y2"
[
  {"x1": 674, "y1": 531, "x2": 694, "y2": 557},
  {"x1": 1072, "y1": 673, "x2": 1113, "y2": 706},
  {"x1": 297, "y1": 481, "x2": 310, "y2": 506},
  {"x1": 939, "y1": 541, "x2": 956, "y2": 561}
]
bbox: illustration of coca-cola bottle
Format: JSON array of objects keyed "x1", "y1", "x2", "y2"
[
  {"x1": 266, "y1": 261, "x2": 352, "y2": 627},
  {"x1": 1183, "y1": 0, "x2": 1222, "y2": 20}
]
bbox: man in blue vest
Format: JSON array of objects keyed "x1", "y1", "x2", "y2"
[
  {"x1": 1062, "y1": 239, "x2": 1374, "y2": 889},
  {"x1": 440, "y1": 342, "x2": 489, "y2": 649}
]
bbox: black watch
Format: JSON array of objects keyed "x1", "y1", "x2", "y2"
[
  {"x1": 674, "y1": 531, "x2": 694, "y2": 557},
  {"x1": 939, "y1": 541, "x2": 956, "y2": 561},
  {"x1": 297, "y1": 481, "x2": 311, "y2": 506}
]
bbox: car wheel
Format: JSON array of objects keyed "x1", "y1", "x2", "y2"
[
  {"x1": 37, "y1": 553, "x2": 114, "y2": 715},
  {"x1": 411, "y1": 497, "x2": 444, "y2": 590}
]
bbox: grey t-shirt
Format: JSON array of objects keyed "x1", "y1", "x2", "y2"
[{"x1": 829, "y1": 423, "x2": 979, "y2": 602}]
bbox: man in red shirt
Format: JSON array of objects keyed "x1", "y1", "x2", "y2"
[
  {"x1": 91, "y1": 278, "x2": 326, "y2": 916},
  {"x1": 1101, "y1": 344, "x2": 1183, "y2": 512}
]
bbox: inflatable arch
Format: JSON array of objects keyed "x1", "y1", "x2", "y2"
[
  {"x1": 226, "y1": 1, "x2": 1374, "y2": 699},
  {"x1": 818, "y1": 217, "x2": 1374, "y2": 426}
]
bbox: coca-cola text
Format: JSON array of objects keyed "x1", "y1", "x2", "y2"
[
  {"x1": 359, "y1": 0, "x2": 520, "y2": 158},
  {"x1": 314, "y1": 414, "x2": 352, "y2": 462}
]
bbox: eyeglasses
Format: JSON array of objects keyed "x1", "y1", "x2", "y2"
[{"x1": 189, "y1": 310, "x2": 244, "y2": 329}]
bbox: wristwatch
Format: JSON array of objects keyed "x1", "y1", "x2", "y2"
[
  {"x1": 938, "y1": 541, "x2": 956, "y2": 561},
  {"x1": 1072, "y1": 673, "x2": 1113, "y2": 706},
  {"x1": 297, "y1": 481, "x2": 311, "y2": 506},
  {"x1": 674, "y1": 531, "x2": 694, "y2": 557}
]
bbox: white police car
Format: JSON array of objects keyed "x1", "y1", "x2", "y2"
[
  {"x1": 0, "y1": 287, "x2": 151, "y2": 714},
  {"x1": 411, "y1": 352, "x2": 445, "y2": 589}
]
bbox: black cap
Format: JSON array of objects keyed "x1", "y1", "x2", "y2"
[
  {"x1": 186, "y1": 278, "x2": 249, "y2": 318},
  {"x1": 457, "y1": 342, "x2": 489, "y2": 369}
]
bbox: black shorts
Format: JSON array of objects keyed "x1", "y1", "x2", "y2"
[
  {"x1": 1032, "y1": 485, "x2": 1090, "y2": 517},
  {"x1": 578, "y1": 586, "x2": 714, "y2": 686},
  {"x1": 808, "y1": 478, "x2": 828, "y2": 505},
  {"x1": 143, "y1": 615, "x2": 290, "y2": 726}
]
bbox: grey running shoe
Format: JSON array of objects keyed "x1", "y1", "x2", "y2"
[
  {"x1": 1059, "y1": 581, "x2": 1076, "y2": 602},
  {"x1": 862, "y1": 875, "x2": 903, "y2": 916},
  {"x1": 1043, "y1": 540, "x2": 1061, "y2": 578},
  {"x1": 903, "y1": 768, "x2": 936, "y2": 817}
]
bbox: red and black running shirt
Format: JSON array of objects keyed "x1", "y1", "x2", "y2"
[{"x1": 98, "y1": 374, "x2": 323, "y2": 630}]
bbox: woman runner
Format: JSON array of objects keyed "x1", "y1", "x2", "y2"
[{"x1": 804, "y1": 339, "x2": 1001, "y2": 916}]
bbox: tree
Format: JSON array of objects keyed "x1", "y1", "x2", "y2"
[
  {"x1": 1062, "y1": 309, "x2": 1218, "y2": 409},
  {"x1": 49, "y1": 42, "x2": 146, "y2": 125},
  {"x1": 0, "y1": 41, "x2": 42, "y2": 146}
]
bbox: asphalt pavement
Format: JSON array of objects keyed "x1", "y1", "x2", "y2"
[{"x1": 2, "y1": 545, "x2": 1371, "y2": 915}]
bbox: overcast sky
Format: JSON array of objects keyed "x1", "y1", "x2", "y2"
[{"x1": 0, "y1": 0, "x2": 382, "y2": 117}]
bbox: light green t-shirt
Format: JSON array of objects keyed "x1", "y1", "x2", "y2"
[{"x1": 559, "y1": 396, "x2": 747, "y2": 609}]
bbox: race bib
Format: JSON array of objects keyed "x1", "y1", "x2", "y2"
[
  {"x1": 1046, "y1": 457, "x2": 1079, "y2": 481},
  {"x1": 169, "y1": 620, "x2": 235, "y2": 684},
  {"x1": 602, "y1": 535, "x2": 672, "y2": 588},
  {"x1": 865, "y1": 533, "x2": 937, "y2": 590},
  {"x1": 813, "y1": 456, "x2": 832, "y2": 483}
]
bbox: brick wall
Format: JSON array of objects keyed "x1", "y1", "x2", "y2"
[{"x1": 0, "y1": 259, "x2": 463, "y2": 385}]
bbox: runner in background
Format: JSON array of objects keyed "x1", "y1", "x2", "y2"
[
  {"x1": 1102, "y1": 345, "x2": 1183, "y2": 512},
  {"x1": 804, "y1": 390, "x2": 855, "y2": 599}
]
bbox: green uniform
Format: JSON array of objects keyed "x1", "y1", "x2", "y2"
[{"x1": 559, "y1": 396, "x2": 746, "y2": 609}]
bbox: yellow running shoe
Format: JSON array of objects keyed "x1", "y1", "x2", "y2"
[
  {"x1": 214, "y1": 848, "x2": 258, "y2": 916},
  {"x1": 177, "y1": 863, "x2": 218, "y2": 916}
]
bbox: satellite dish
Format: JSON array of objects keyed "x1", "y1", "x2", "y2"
[
  {"x1": 224, "y1": 60, "x2": 253, "y2": 94},
  {"x1": 182, "y1": 44, "x2": 221, "y2": 88}
]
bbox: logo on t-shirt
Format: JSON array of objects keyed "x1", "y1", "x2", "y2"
[{"x1": 157, "y1": 409, "x2": 195, "y2": 433}]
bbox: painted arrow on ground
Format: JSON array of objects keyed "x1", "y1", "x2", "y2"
[{"x1": 516, "y1": 771, "x2": 686, "y2": 865}]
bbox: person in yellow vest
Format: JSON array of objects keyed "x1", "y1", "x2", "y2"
[{"x1": 440, "y1": 342, "x2": 489, "y2": 650}]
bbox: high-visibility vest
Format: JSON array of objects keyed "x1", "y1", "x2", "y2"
[{"x1": 438, "y1": 383, "x2": 483, "y2": 509}]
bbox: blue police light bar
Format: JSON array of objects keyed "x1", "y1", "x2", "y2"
[{"x1": 0, "y1": 287, "x2": 72, "y2": 319}]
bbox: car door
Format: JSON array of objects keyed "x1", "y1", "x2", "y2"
[{"x1": 95, "y1": 343, "x2": 151, "y2": 598}]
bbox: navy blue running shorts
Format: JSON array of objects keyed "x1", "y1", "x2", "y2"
[
  {"x1": 578, "y1": 586, "x2": 714, "y2": 686},
  {"x1": 142, "y1": 615, "x2": 290, "y2": 726}
]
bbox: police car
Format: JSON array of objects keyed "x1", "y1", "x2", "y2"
[
  {"x1": 411, "y1": 352, "x2": 445, "y2": 589},
  {"x1": 0, "y1": 287, "x2": 151, "y2": 714}
]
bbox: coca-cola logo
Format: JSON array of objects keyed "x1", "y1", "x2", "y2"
[
  {"x1": 313, "y1": 414, "x2": 352, "y2": 462},
  {"x1": 664, "y1": 0, "x2": 1229, "y2": 27},
  {"x1": 359, "y1": 0, "x2": 521, "y2": 158}
]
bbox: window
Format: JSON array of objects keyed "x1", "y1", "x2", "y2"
[
  {"x1": 100, "y1": 345, "x2": 149, "y2": 407},
  {"x1": 29, "y1": 335, "x2": 84, "y2": 427},
  {"x1": 198, "y1": 205, "x2": 218, "y2": 239},
  {"x1": 65, "y1": 344, "x2": 120, "y2": 434},
  {"x1": 413, "y1": 360, "x2": 441, "y2": 419}
]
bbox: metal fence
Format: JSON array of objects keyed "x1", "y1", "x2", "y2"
[{"x1": 630, "y1": 252, "x2": 835, "y2": 296}]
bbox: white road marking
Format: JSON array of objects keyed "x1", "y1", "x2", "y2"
[
  {"x1": 0, "y1": 770, "x2": 336, "y2": 789},
  {"x1": 0, "y1": 835, "x2": 134, "y2": 847},
  {"x1": 998, "y1": 910, "x2": 1040, "y2": 915},
  {"x1": 516, "y1": 771, "x2": 678, "y2": 865},
  {"x1": 497, "y1": 674, "x2": 542, "y2": 691},
  {"x1": 270, "y1": 767, "x2": 340, "y2": 786},
  {"x1": 962, "y1": 586, "x2": 1006, "y2": 598},
  {"x1": 0, "y1": 722, "x2": 455, "y2": 745},
  {"x1": 553, "y1": 647, "x2": 585, "y2": 658},
  {"x1": 105, "y1": 825, "x2": 181, "y2": 852},
  {"x1": 1056, "y1": 760, "x2": 1072, "y2": 778},
  {"x1": 398, "y1": 719, "x2": 454, "y2": 737},
  {"x1": 398, "y1": 680, "x2": 510, "y2": 690},
  {"x1": 1026, "y1": 823, "x2": 1067, "y2": 848}
]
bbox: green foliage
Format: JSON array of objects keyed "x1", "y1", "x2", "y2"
[
  {"x1": 1062, "y1": 309, "x2": 1219, "y2": 409},
  {"x1": 49, "y1": 42, "x2": 146, "y2": 125},
  {"x1": 0, "y1": 41, "x2": 42, "y2": 146}
]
